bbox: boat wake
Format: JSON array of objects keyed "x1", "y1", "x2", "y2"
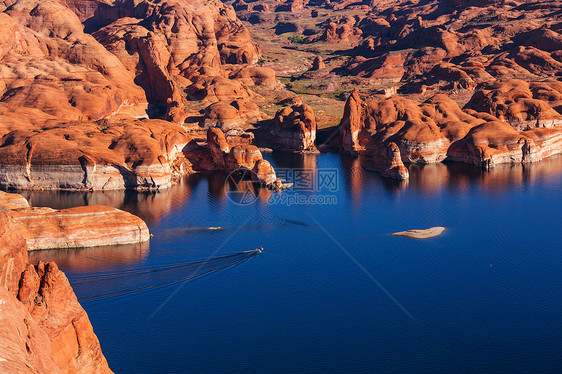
[{"x1": 71, "y1": 249, "x2": 262, "y2": 302}]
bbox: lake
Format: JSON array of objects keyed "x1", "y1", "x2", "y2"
[{"x1": 27, "y1": 153, "x2": 562, "y2": 373}]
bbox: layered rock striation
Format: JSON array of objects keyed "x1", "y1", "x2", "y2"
[
  {"x1": 0, "y1": 191, "x2": 150, "y2": 250},
  {"x1": 0, "y1": 118, "x2": 193, "y2": 191},
  {"x1": 338, "y1": 88, "x2": 562, "y2": 174}
]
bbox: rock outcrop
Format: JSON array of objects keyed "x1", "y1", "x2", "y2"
[
  {"x1": 205, "y1": 128, "x2": 278, "y2": 185},
  {"x1": 0, "y1": 191, "x2": 150, "y2": 250},
  {"x1": 362, "y1": 142, "x2": 409, "y2": 180},
  {"x1": 317, "y1": 16, "x2": 362, "y2": 43},
  {"x1": 0, "y1": 190, "x2": 29, "y2": 210},
  {"x1": 0, "y1": 0, "x2": 148, "y2": 123},
  {"x1": 339, "y1": 89, "x2": 365, "y2": 155},
  {"x1": 310, "y1": 56, "x2": 326, "y2": 71},
  {"x1": 0, "y1": 0, "x2": 273, "y2": 191},
  {"x1": 276, "y1": 0, "x2": 308, "y2": 13},
  {"x1": 0, "y1": 118, "x2": 193, "y2": 191},
  {"x1": 270, "y1": 102, "x2": 318, "y2": 152},
  {"x1": 9, "y1": 205, "x2": 150, "y2": 251},
  {"x1": 465, "y1": 80, "x2": 562, "y2": 130},
  {"x1": 0, "y1": 198, "x2": 119, "y2": 373},
  {"x1": 202, "y1": 100, "x2": 263, "y2": 130},
  {"x1": 338, "y1": 88, "x2": 562, "y2": 171},
  {"x1": 446, "y1": 122, "x2": 562, "y2": 168},
  {"x1": 279, "y1": 0, "x2": 562, "y2": 98},
  {"x1": 86, "y1": 0, "x2": 261, "y2": 122}
]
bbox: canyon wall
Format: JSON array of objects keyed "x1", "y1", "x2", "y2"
[
  {"x1": 0, "y1": 0, "x2": 277, "y2": 191},
  {"x1": 0, "y1": 192, "x2": 128, "y2": 373},
  {"x1": 338, "y1": 86, "x2": 562, "y2": 174}
]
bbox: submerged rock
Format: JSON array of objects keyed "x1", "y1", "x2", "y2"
[{"x1": 392, "y1": 227, "x2": 446, "y2": 239}]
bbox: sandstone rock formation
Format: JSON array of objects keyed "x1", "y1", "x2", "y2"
[
  {"x1": 276, "y1": 0, "x2": 308, "y2": 13},
  {"x1": 0, "y1": 0, "x2": 148, "y2": 122},
  {"x1": 87, "y1": 0, "x2": 262, "y2": 122},
  {"x1": 282, "y1": 0, "x2": 562, "y2": 96},
  {"x1": 0, "y1": 0, "x2": 275, "y2": 191},
  {"x1": 229, "y1": 66, "x2": 277, "y2": 88},
  {"x1": 0, "y1": 208, "x2": 114, "y2": 373},
  {"x1": 0, "y1": 118, "x2": 193, "y2": 191},
  {"x1": 202, "y1": 100, "x2": 263, "y2": 130},
  {"x1": 205, "y1": 128, "x2": 278, "y2": 185},
  {"x1": 310, "y1": 56, "x2": 326, "y2": 71},
  {"x1": 0, "y1": 190, "x2": 29, "y2": 210},
  {"x1": 9, "y1": 205, "x2": 150, "y2": 250},
  {"x1": 0, "y1": 192, "x2": 150, "y2": 250},
  {"x1": 465, "y1": 80, "x2": 562, "y2": 130},
  {"x1": 270, "y1": 102, "x2": 318, "y2": 152},
  {"x1": 317, "y1": 16, "x2": 362, "y2": 43},
  {"x1": 338, "y1": 88, "x2": 562, "y2": 171},
  {"x1": 345, "y1": 53, "x2": 406, "y2": 82},
  {"x1": 362, "y1": 142, "x2": 409, "y2": 180}
]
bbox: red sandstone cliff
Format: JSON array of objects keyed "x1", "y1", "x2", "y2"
[
  {"x1": 338, "y1": 88, "x2": 562, "y2": 174},
  {"x1": 0, "y1": 0, "x2": 278, "y2": 191},
  {"x1": 205, "y1": 128, "x2": 278, "y2": 185},
  {"x1": 0, "y1": 192, "x2": 138, "y2": 373}
]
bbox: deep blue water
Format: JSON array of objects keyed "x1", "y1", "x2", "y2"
[{"x1": 27, "y1": 153, "x2": 562, "y2": 373}]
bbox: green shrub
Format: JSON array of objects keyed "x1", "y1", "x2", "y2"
[{"x1": 288, "y1": 35, "x2": 307, "y2": 44}]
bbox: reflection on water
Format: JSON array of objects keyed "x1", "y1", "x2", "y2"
[
  {"x1": 19, "y1": 154, "x2": 562, "y2": 220},
  {"x1": 20, "y1": 176, "x2": 196, "y2": 224},
  {"x1": 29, "y1": 242, "x2": 150, "y2": 273},
  {"x1": 407, "y1": 155, "x2": 562, "y2": 194},
  {"x1": 269, "y1": 151, "x2": 318, "y2": 171}
]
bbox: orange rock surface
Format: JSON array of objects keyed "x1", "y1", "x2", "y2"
[
  {"x1": 9, "y1": 205, "x2": 150, "y2": 250},
  {"x1": 0, "y1": 117, "x2": 193, "y2": 191},
  {"x1": 0, "y1": 190, "x2": 29, "y2": 210},
  {"x1": 0, "y1": 192, "x2": 150, "y2": 250},
  {"x1": 310, "y1": 56, "x2": 326, "y2": 71},
  {"x1": 465, "y1": 80, "x2": 562, "y2": 130},
  {"x1": 270, "y1": 102, "x2": 318, "y2": 152},
  {"x1": 317, "y1": 16, "x2": 362, "y2": 43},
  {"x1": 362, "y1": 142, "x2": 409, "y2": 180},
  {"x1": 205, "y1": 128, "x2": 278, "y2": 185},
  {"x1": 0, "y1": 0, "x2": 276, "y2": 190},
  {"x1": 0, "y1": 208, "x2": 114, "y2": 373},
  {"x1": 338, "y1": 88, "x2": 562, "y2": 173}
]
